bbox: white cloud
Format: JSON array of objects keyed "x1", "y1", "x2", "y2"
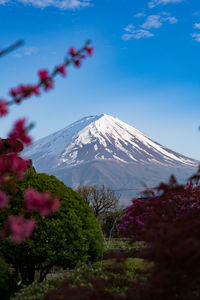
[
  {"x1": 122, "y1": 12, "x2": 177, "y2": 41},
  {"x1": 163, "y1": 16, "x2": 178, "y2": 24},
  {"x1": 191, "y1": 33, "x2": 200, "y2": 42},
  {"x1": 0, "y1": 0, "x2": 91, "y2": 9},
  {"x1": 135, "y1": 12, "x2": 146, "y2": 18},
  {"x1": 124, "y1": 24, "x2": 135, "y2": 32},
  {"x1": 141, "y1": 14, "x2": 177, "y2": 29},
  {"x1": 194, "y1": 23, "x2": 200, "y2": 29},
  {"x1": 141, "y1": 15, "x2": 163, "y2": 29},
  {"x1": 122, "y1": 29, "x2": 154, "y2": 40},
  {"x1": 148, "y1": 0, "x2": 183, "y2": 9}
]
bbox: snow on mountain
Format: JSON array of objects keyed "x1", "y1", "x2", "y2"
[
  {"x1": 23, "y1": 114, "x2": 198, "y2": 203},
  {"x1": 24, "y1": 113, "x2": 196, "y2": 169}
]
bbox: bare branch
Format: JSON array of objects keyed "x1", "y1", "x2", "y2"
[
  {"x1": 0, "y1": 40, "x2": 24, "y2": 58},
  {"x1": 76, "y1": 184, "x2": 120, "y2": 219}
]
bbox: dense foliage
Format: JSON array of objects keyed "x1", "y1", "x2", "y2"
[
  {"x1": 42, "y1": 174, "x2": 200, "y2": 300},
  {"x1": 0, "y1": 170, "x2": 103, "y2": 295}
]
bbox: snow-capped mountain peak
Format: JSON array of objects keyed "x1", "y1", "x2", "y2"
[{"x1": 23, "y1": 113, "x2": 197, "y2": 172}]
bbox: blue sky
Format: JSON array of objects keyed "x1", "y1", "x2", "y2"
[{"x1": 1, "y1": 0, "x2": 200, "y2": 160}]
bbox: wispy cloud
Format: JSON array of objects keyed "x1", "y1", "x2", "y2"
[
  {"x1": 124, "y1": 24, "x2": 135, "y2": 32},
  {"x1": 122, "y1": 29, "x2": 154, "y2": 40},
  {"x1": 135, "y1": 12, "x2": 146, "y2": 18},
  {"x1": 13, "y1": 46, "x2": 39, "y2": 58},
  {"x1": 122, "y1": 12, "x2": 177, "y2": 41},
  {"x1": 0, "y1": 0, "x2": 91, "y2": 9},
  {"x1": 194, "y1": 23, "x2": 200, "y2": 29},
  {"x1": 141, "y1": 15, "x2": 163, "y2": 29},
  {"x1": 191, "y1": 22, "x2": 200, "y2": 41},
  {"x1": 141, "y1": 14, "x2": 177, "y2": 29},
  {"x1": 148, "y1": 0, "x2": 183, "y2": 9},
  {"x1": 163, "y1": 16, "x2": 178, "y2": 24},
  {"x1": 191, "y1": 33, "x2": 200, "y2": 42}
]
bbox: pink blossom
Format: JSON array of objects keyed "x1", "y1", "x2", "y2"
[
  {"x1": 9, "y1": 119, "x2": 32, "y2": 145},
  {"x1": 74, "y1": 59, "x2": 81, "y2": 67},
  {"x1": 5, "y1": 153, "x2": 28, "y2": 179},
  {"x1": 0, "y1": 191, "x2": 9, "y2": 209},
  {"x1": 38, "y1": 69, "x2": 49, "y2": 82},
  {"x1": 56, "y1": 64, "x2": 66, "y2": 77},
  {"x1": 85, "y1": 46, "x2": 94, "y2": 56},
  {"x1": 24, "y1": 188, "x2": 60, "y2": 216},
  {"x1": 68, "y1": 47, "x2": 77, "y2": 56},
  {"x1": 50, "y1": 197, "x2": 60, "y2": 212},
  {"x1": 7, "y1": 215, "x2": 35, "y2": 243},
  {"x1": 44, "y1": 78, "x2": 54, "y2": 91},
  {"x1": 0, "y1": 99, "x2": 8, "y2": 116},
  {"x1": 9, "y1": 84, "x2": 40, "y2": 99},
  {"x1": 32, "y1": 85, "x2": 40, "y2": 96},
  {"x1": 24, "y1": 188, "x2": 43, "y2": 211},
  {"x1": 9, "y1": 88, "x2": 18, "y2": 98}
]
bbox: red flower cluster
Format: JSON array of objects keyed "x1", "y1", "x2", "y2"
[
  {"x1": 9, "y1": 119, "x2": 32, "y2": 146},
  {"x1": 119, "y1": 179, "x2": 200, "y2": 242},
  {"x1": 24, "y1": 188, "x2": 60, "y2": 217},
  {"x1": 0, "y1": 153, "x2": 28, "y2": 180},
  {"x1": 85, "y1": 45, "x2": 94, "y2": 56},
  {"x1": 68, "y1": 45, "x2": 94, "y2": 68},
  {"x1": 10, "y1": 84, "x2": 40, "y2": 103},
  {"x1": 38, "y1": 70, "x2": 54, "y2": 91},
  {"x1": 6, "y1": 215, "x2": 35, "y2": 243},
  {"x1": 0, "y1": 191, "x2": 9, "y2": 209},
  {"x1": 0, "y1": 99, "x2": 8, "y2": 116},
  {"x1": 0, "y1": 41, "x2": 93, "y2": 114},
  {"x1": 56, "y1": 64, "x2": 66, "y2": 77}
]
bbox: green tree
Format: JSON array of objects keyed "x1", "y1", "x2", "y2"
[{"x1": 0, "y1": 169, "x2": 103, "y2": 292}]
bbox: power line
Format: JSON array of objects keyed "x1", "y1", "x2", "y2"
[{"x1": 112, "y1": 187, "x2": 154, "y2": 192}]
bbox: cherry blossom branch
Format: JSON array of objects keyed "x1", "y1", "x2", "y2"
[
  {"x1": 0, "y1": 40, "x2": 93, "y2": 116},
  {"x1": 0, "y1": 40, "x2": 94, "y2": 242}
]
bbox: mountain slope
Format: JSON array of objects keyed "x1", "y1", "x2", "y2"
[{"x1": 23, "y1": 114, "x2": 198, "y2": 203}]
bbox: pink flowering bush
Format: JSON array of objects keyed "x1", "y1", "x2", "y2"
[
  {"x1": 42, "y1": 174, "x2": 200, "y2": 300},
  {"x1": 119, "y1": 176, "x2": 200, "y2": 242},
  {"x1": 0, "y1": 40, "x2": 93, "y2": 243},
  {"x1": 0, "y1": 170, "x2": 103, "y2": 297},
  {"x1": 116, "y1": 174, "x2": 200, "y2": 299},
  {"x1": 24, "y1": 188, "x2": 59, "y2": 216},
  {"x1": 5, "y1": 215, "x2": 35, "y2": 243}
]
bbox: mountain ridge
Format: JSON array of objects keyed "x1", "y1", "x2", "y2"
[{"x1": 23, "y1": 114, "x2": 198, "y2": 203}]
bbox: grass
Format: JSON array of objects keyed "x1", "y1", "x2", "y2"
[{"x1": 12, "y1": 238, "x2": 150, "y2": 300}]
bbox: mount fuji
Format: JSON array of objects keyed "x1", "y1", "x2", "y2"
[{"x1": 23, "y1": 114, "x2": 198, "y2": 203}]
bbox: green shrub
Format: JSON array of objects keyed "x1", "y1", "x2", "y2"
[
  {"x1": 0, "y1": 170, "x2": 103, "y2": 290},
  {"x1": 93, "y1": 257, "x2": 152, "y2": 275},
  {"x1": 11, "y1": 277, "x2": 61, "y2": 300},
  {"x1": 0, "y1": 256, "x2": 10, "y2": 300}
]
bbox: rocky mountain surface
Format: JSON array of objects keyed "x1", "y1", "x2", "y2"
[{"x1": 23, "y1": 114, "x2": 198, "y2": 203}]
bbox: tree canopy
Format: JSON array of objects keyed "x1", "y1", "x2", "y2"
[
  {"x1": 76, "y1": 184, "x2": 120, "y2": 219},
  {"x1": 0, "y1": 169, "x2": 103, "y2": 290}
]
